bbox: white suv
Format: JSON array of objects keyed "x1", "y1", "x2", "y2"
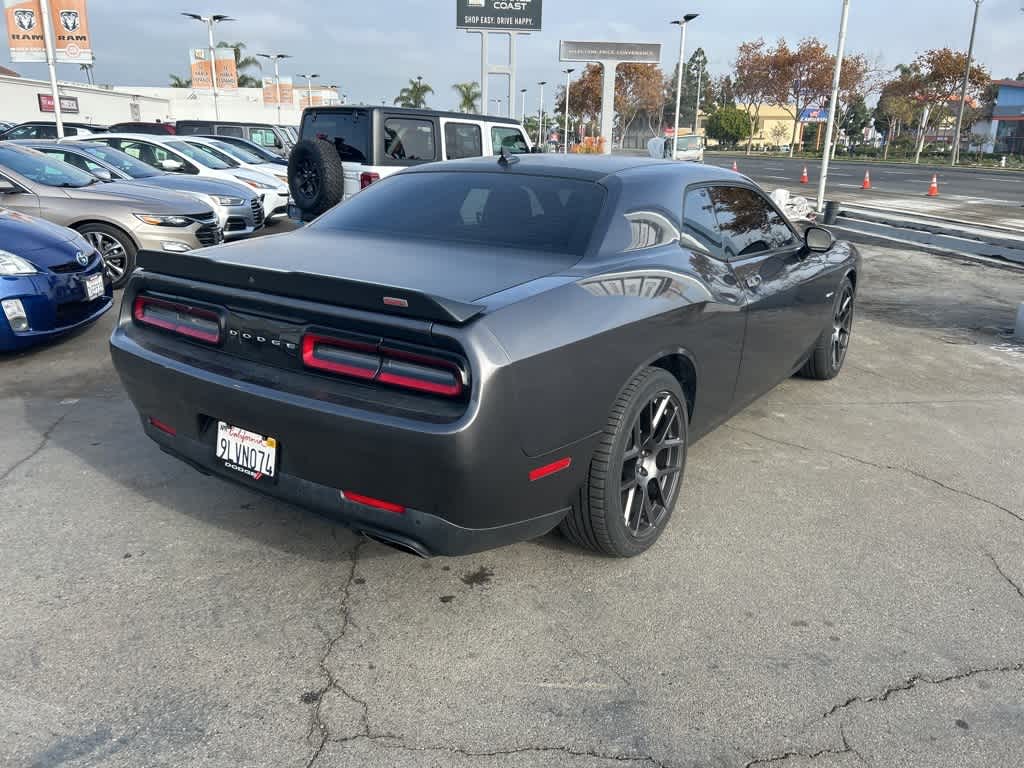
[{"x1": 288, "y1": 106, "x2": 533, "y2": 220}]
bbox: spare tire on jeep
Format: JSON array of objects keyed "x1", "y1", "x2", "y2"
[{"x1": 288, "y1": 138, "x2": 345, "y2": 217}]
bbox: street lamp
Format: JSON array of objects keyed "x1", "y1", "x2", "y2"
[
  {"x1": 562, "y1": 68, "x2": 575, "y2": 154},
  {"x1": 520, "y1": 88, "x2": 528, "y2": 122},
  {"x1": 537, "y1": 81, "x2": 547, "y2": 146},
  {"x1": 182, "y1": 13, "x2": 233, "y2": 120},
  {"x1": 671, "y1": 13, "x2": 699, "y2": 158},
  {"x1": 490, "y1": 97, "x2": 503, "y2": 114},
  {"x1": 258, "y1": 52, "x2": 292, "y2": 124},
  {"x1": 816, "y1": 0, "x2": 852, "y2": 213},
  {"x1": 297, "y1": 72, "x2": 320, "y2": 108},
  {"x1": 951, "y1": 0, "x2": 983, "y2": 166}
]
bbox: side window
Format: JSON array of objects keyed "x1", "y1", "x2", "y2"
[
  {"x1": 682, "y1": 187, "x2": 721, "y2": 252},
  {"x1": 249, "y1": 128, "x2": 281, "y2": 148},
  {"x1": 491, "y1": 126, "x2": 529, "y2": 154},
  {"x1": 8, "y1": 126, "x2": 36, "y2": 139},
  {"x1": 216, "y1": 125, "x2": 245, "y2": 138},
  {"x1": 41, "y1": 149, "x2": 94, "y2": 173},
  {"x1": 709, "y1": 186, "x2": 796, "y2": 258},
  {"x1": 444, "y1": 122, "x2": 483, "y2": 160},
  {"x1": 383, "y1": 118, "x2": 436, "y2": 161}
]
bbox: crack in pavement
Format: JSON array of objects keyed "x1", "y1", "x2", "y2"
[
  {"x1": 743, "y1": 727, "x2": 855, "y2": 768},
  {"x1": 0, "y1": 405, "x2": 75, "y2": 485},
  {"x1": 304, "y1": 538, "x2": 368, "y2": 768},
  {"x1": 726, "y1": 425, "x2": 1024, "y2": 524},
  {"x1": 986, "y1": 552, "x2": 1024, "y2": 604}
]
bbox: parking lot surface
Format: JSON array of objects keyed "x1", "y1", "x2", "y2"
[{"x1": 2, "y1": 245, "x2": 1023, "y2": 767}]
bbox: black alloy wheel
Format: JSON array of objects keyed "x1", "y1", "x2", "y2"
[
  {"x1": 798, "y1": 276, "x2": 856, "y2": 381},
  {"x1": 620, "y1": 390, "x2": 685, "y2": 538}
]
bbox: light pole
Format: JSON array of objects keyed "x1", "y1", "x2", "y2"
[
  {"x1": 520, "y1": 88, "x2": 528, "y2": 122},
  {"x1": 490, "y1": 97, "x2": 503, "y2": 114},
  {"x1": 298, "y1": 73, "x2": 320, "y2": 108},
  {"x1": 951, "y1": 0, "x2": 983, "y2": 166},
  {"x1": 671, "y1": 13, "x2": 699, "y2": 158},
  {"x1": 562, "y1": 68, "x2": 575, "y2": 154},
  {"x1": 258, "y1": 53, "x2": 292, "y2": 124},
  {"x1": 816, "y1": 0, "x2": 852, "y2": 213},
  {"x1": 537, "y1": 81, "x2": 547, "y2": 146},
  {"x1": 182, "y1": 13, "x2": 233, "y2": 120}
]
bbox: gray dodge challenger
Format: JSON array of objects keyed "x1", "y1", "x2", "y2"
[{"x1": 110, "y1": 155, "x2": 859, "y2": 558}]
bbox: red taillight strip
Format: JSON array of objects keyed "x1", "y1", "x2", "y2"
[
  {"x1": 302, "y1": 334, "x2": 379, "y2": 380},
  {"x1": 148, "y1": 417, "x2": 177, "y2": 436},
  {"x1": 529, "y1": 457, "x2": 572, "y2": 482},
  {"x1": 343, "y1": 491, "x2": 405, "y2": 514},
  {"x1": 378, "y1": 345, "x2": 464, "y2": 396},
  {"x1": 376, "y1": 369, "x2": 462, "y2": 396},
  {"x1": 133, "y1": 295, "x2": 221, "y2": 344}
]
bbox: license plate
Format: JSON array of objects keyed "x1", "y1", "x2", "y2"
[
  {"x1": 215, "y1": 421, "x2": 278, "y2": 482},
  {"x1": 84, "y1": 273, "x2": 104, "y2": 301}
]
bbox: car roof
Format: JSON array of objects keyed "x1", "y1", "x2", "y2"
[
  {"x1": 6, "y1": 121, "x2": 107, "y2": 129},
  {"x1": 304, "y1": 105, "x2": 521, "y2": 126},
  {"x1": 401, "y1": 154, "x2": 735, "y2": 184},
  {"x1": 176, "y1": 120, "x2": 285, "y2": 128}
]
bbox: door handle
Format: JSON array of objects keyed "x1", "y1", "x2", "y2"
[{"x1": 746, "y1": 274, "x2": 762, "y2": 289}]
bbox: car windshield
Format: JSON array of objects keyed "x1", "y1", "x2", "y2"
[
  {"x1": 167, "y1": 140, "x2": 236, "y2": 169},
  {"x1": 313, "y1": 171, "x2": 605, "y2": 256},
  {"x1": 0, "y1": 145, "x2": 98, "y2": 188},
  {"x1": 203, "y1": 139, "x2": 263, "y2": 164},
  {"x1": 216, "y1": 138, "x2": 278, "y2": 162},
  {"x1": 76, "y1": 143, "x2": 161, "y2": 178}
]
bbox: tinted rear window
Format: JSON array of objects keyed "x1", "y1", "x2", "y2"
[
  {"x1": 301, "y1": 110, "x2": 370, "y2": 164},
  {"x1": 313, "y1": 171, "x2": 604, "y2": 256}
]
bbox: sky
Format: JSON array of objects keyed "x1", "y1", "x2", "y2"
[{"x1": 8, "y1": 0, "x2": 1024, "y2": 113}]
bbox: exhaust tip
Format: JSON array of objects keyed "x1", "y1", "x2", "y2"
[{"x1": 360, "y1": 531, "x2": 431, "y2": 559}]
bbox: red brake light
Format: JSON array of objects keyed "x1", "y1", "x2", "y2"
[
  {"x1": 148, "y1": 417, "x2": 177, "y2": 436},
  {"x1": 344, "y1": 491, "x2": 405, "y2": 514},
  {"x1": 301, "y1": 333, "x2": 465, "y2": 397},
  {"x1": 133, "y1": 295, "x2": 221, "y2": 344},
  {"x1": 360, "y1": 171, "x2": 380, "y2": 189}
]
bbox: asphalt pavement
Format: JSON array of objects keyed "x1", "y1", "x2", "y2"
[{"x1": 2, "y1": 244, "x2": 1024, "y2": 768}]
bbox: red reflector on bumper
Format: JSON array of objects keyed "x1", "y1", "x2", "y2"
[
  {"x1": 529, "y1": 457, "x2": 572, "y2": 482},
  {"x1": 344, "y1": 491, "x2": 405, "y2": 514},
  {"x1": 148, "y1": 417, "x2": 177, "y2": 436}
]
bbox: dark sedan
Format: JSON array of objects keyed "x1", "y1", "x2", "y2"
[
  {"x1": 110, "y1": 156, "x2": 859, "y2": 557},
  {"x1": 1, "y1": 208, "x2": 112, "y2": 351}
]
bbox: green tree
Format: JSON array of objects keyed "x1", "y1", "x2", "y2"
[
  {"x1": 216, "y1": 41, "x2": 262, "y2": 88},
  {"x1": 395, "y1": 77, "x2": 434, "y2": 108},
  {"x1": 169, "y1": 73, "x2": 192, "y2": 88},
  {"x1": 452, "y1": 81, "x2": 481, "y2": 113},
  {"x1": 841, "y1": 95, "x2": 871, "y2": 146},
  {"x1": 705, "y1": 106, "x2": 751, "y2": 147},
  {"x1": 663, "y1": 48, "x2": 711, "y2": 133}
]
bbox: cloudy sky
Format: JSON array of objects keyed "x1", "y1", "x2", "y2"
[{"x1": 10, "y1": 0, "x2": 1024, "y2": 111}]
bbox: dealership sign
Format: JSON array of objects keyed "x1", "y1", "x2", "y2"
[
  {"x1": 456, "y1": 0, "x2": 541, "y2": 31},
  {"x1": 38, "y1": 92, "x2": 78, "y2": 113},
  {"x1": 800, "y1": 107, "x2": 829, "y2": 123},
  {"x1": 559, "y1": 41, "x2": 661, "y2": 64},
  {"x1": 189, "y1": 47, "x2": 239, "y2": 91},
  {"x1": 5, "y1": 0, "x2": 93, "y2": 63}
]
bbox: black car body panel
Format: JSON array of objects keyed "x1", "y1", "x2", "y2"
[{"x1": 111, "y1": 156, "x2": 860, "y2": 555}]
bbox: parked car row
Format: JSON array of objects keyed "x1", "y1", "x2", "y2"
[{"x1": 0, "y1": 120, "x2": 297, "y2": 157}]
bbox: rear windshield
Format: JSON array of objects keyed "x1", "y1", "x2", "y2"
[
  {"x1": 313, "y1": 171, "x2": 605, "y2": 256},
  {"x1": 301, "y1": 109, "x2": 370, "y2": 164}
]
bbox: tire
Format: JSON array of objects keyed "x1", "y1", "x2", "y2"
[
  {"x1": 77, "y1": 223, "x2": 137, "y2": 289},
  {"x1": 288, "y1": 138, "x2": 345, "y2": 217},
  {"x1": 560, "y1": 367, "x2": 688, "y2": 557},
  {"x1": 798, "y1": 276, "x2": 855, "y2": 380}
]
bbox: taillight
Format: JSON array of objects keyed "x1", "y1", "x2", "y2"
[
  {"x1": 133, "y1": 295, "x2": 222, "y2": 344},
  {"x1": 301, "y1": 333, "x2": 465, "y2": 397},
  {"x1": 360, "y1": 171, "x2": 380, "y2": 189},
  {"x1": 342, "y1": 491, "x2": 405, "y2": 514}
]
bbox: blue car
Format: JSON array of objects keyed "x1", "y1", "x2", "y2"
[{"x1": 1, "y1": 208, "x2": 113, "y2": 352}]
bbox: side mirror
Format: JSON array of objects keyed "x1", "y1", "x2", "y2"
[
  {"x1": 530, "y1": 146, "x2": 542, "y2": 154},
  {"x1": 159, "y1": 158, "x2": 184, "y2": 172},
  {"x1": 93, "y1": 167, "x2": 113, "y2": 181},
  {"x1": 805, "y1": 225, "x2": 834, "y2": 253}
]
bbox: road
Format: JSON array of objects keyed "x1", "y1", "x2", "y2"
[
  {"x1": 704, "y1": 154, "x2": 1024, "y2": 209},
  {"x1": 2, "y1": 245, "x2": 1024, "y2": 767}
]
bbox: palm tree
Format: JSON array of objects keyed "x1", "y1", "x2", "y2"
[
  {"x1": 169, "y1": 74, "x2": 192, "y2": 88},
  {"x1": 79, "y1": 62, "x2": 94, "y2": 86},
  {"x1": 394, "y1": 76, "x2": 433, "y2": 109},
  {"x1": 217, "y1": 41, "x2": 262, "y2": 88},
  {"x1": 452, "y1": 81, "x2": 481, "y2": 113}
]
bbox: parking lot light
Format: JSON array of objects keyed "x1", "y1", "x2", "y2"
[
  {"x1": 563, "y1": 68, "x2": 575, "y2": 154},
  {"x1": 671, "y1": 13, "x2": 699, "y2": 158},
  {"x1": 258, "y1": 53, "x2": 293, "y2": 125},
  {"x1": 537, "y1": 81, "x2": 547, "y2": 146},
  {"x1": 182, "y1": 13, "x2": 234, "y2": 120}
]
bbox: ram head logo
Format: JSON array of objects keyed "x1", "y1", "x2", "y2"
[
  {"x1": 59, "y1": 10, "x2": 80, "y2": 32},
  {"x1": 13, "y1": 9, "x2": 37, "y2": 31}
]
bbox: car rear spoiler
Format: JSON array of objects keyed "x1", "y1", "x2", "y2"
[{"x1": 135, "y1": 250, "x2": 485, "y2": 325}]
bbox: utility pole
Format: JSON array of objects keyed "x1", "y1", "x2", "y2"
[
  {"x1": 537, "y1": 81, "x2": 546, "y2": 146},
  {"x1": 38, "y1": 0, "x2": 64, "y2": 138},
  {"x1": 951, "y1": 0, "x2": 983, "y2": 166},
  {"x1": 563, "y1": 68, "x2": 575, "y2": 154},
  {"x1": 259, "y1": 53, "x2": 292, "y2": 124},
  {"x1": 671, "y1": 13, "x2": 699, "y2": 157},
  {"x1": 816, "y1": 0, "x2": 851, "y2": 213},
  {"x1": 182, "y1": 13, "x2": 233, "y2": 120}
]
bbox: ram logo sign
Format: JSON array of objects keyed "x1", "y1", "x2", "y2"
[{"x1": 5, "y1": 0, "x2": 92, "y2": 63}]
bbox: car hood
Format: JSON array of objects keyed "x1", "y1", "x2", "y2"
[
  {"x1": 65, "y1": 180, "x2": 213, "y2": 213},
  {"x1": 0, "y1": 207, "x2": 85, "y2": 258},
  {"x1": 130, "y1": 174, "x2": 255, "y2": 199},
  {"x1": 194, "y1": 228, "x2": 579, "y2": 304}
]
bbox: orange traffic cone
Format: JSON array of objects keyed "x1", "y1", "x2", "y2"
[
  {"x1": 732, "y1": 160, "x2": 739, "y2": 172},
  {"x1": 861, "y1": 170, "x2": 872, "y2": 190},
  {"x1": 927, "y1": 174, "x2": 939, "y2": 197},
  {"x1": 800, "y1": 166, "x2": 809, "y2": 184}
]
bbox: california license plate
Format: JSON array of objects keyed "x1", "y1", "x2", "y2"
[
  {"x1": 215, "y1": 421, "x2": 278, "y2": 482},
  {"x1": 84, "y1": 273, "x2": 104, "y2": 301}
]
